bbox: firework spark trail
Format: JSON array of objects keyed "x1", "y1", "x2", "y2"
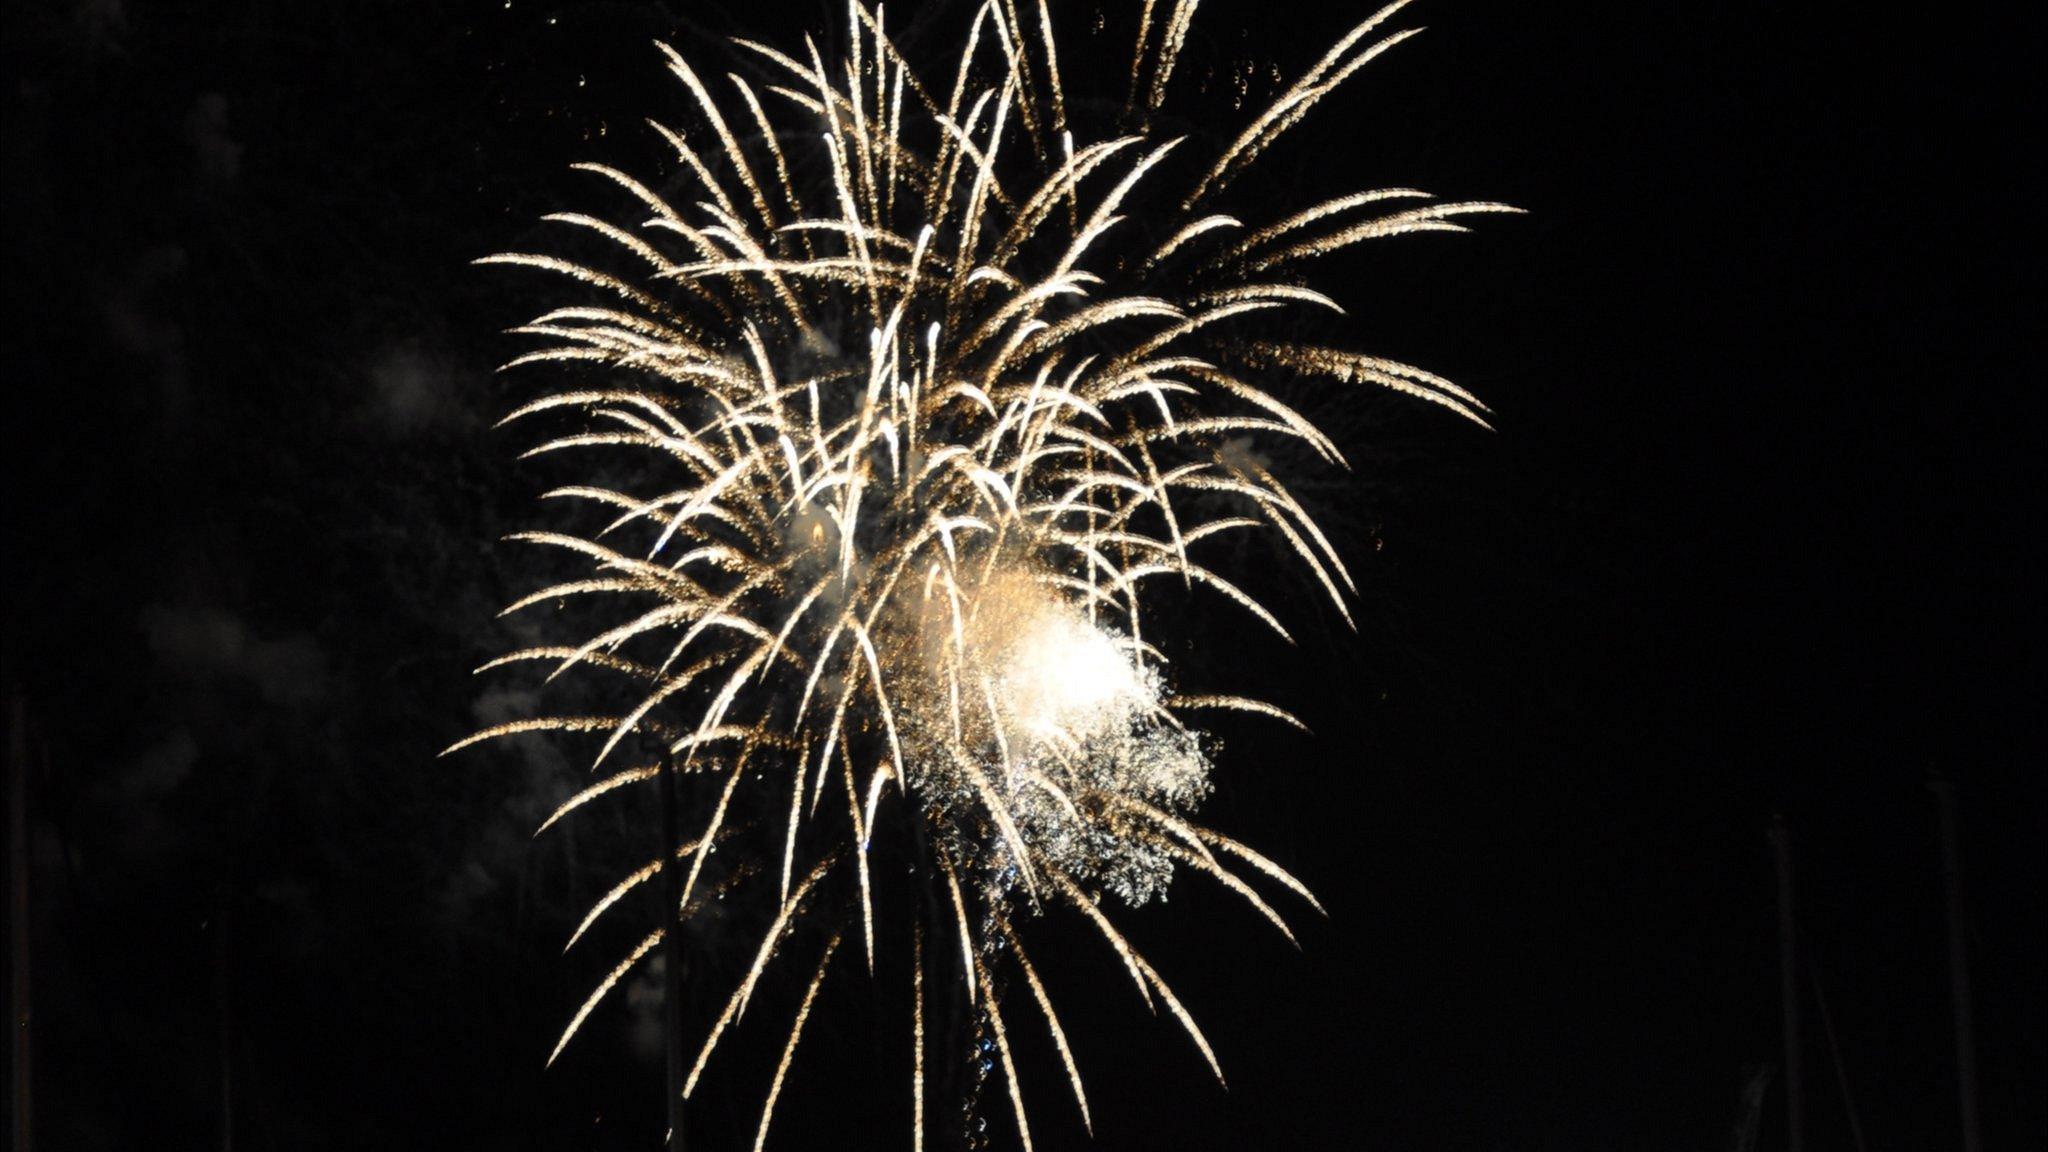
[{"x1": 452, "y1": 1, "x2": 1513, "y2": 1144}]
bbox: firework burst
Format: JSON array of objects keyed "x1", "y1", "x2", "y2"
[{"x1": 449, "y1": 1, "x2": 1514, "y2": 1145}]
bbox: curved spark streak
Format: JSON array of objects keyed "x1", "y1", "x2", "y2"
[{"x1": 455, "y1": 0, "x2": 1508, "y2": 1145}]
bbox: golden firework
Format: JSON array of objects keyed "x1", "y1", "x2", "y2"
[{"x1": 449, "y1": 1, "x2": 1513, "y2": 1145}]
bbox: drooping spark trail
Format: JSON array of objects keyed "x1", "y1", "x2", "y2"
[{"x1": 448, "y1": 1, "x2": 1514, "y2": 1145}]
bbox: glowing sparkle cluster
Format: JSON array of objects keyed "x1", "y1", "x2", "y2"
[
  {"x1": 900, "y1": 572, "x2": 1212, "y2": 909},
  {"x1": 994, "y1": 602, "x2": 1146, "y2": 745},
  {"x1": 449, "y1": 1, "x2": 1510, "y2": 1147}
]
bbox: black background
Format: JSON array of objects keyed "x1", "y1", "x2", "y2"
[{"x1": 4, "y1": 1, "x2": 2042, "y2": 1148}]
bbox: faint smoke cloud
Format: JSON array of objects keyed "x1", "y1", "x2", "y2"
[
  {"x1": 119, "y1": 727, "x2": 198, "y2": 800},
  {"x1": 184, "y1": 92, "x2": 242, "y2": 189},
  {"x1": 72, "y1": 0, "x2": 128, "y2": 52},
  {"x1": 139, "y1": 604, "x2": 331, "y2": 708},
  {"x1": 95, "y1": 728, "x2": 198, "y2": 862},
  {"x1": 97, "y1": 245, "x2": 191, "y2": 425},
  {"x1": 624, "y1": 962, "x2": 666, "y2": 1062},
  {"x1": 369, "y1": 343, "x2": 460, "y2": 431},
  {"x1": 469, "y1": 686, "x2": 571, "y2": 823}
]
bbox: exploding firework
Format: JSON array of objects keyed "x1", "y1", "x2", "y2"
[{"x1": 449, "y1": 0, "x2": 1513, "y2": 1146}]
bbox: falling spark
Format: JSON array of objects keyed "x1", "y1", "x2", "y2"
[{"x1": 451, "y1": 0, "x2": 1512, "y2": 1144}]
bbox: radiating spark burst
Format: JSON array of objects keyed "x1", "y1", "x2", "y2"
[{"x1": 449, "y1": 0, "x2": 1513, "y2": 1145}]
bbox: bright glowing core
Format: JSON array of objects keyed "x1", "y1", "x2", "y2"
[{"x1": 998, "y1": 608, "x2": 1149, "y2": 744}]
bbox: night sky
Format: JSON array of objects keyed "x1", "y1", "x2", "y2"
[{"x1": 4, "y1": 1, "x2": 2042, "y2": 1149}]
